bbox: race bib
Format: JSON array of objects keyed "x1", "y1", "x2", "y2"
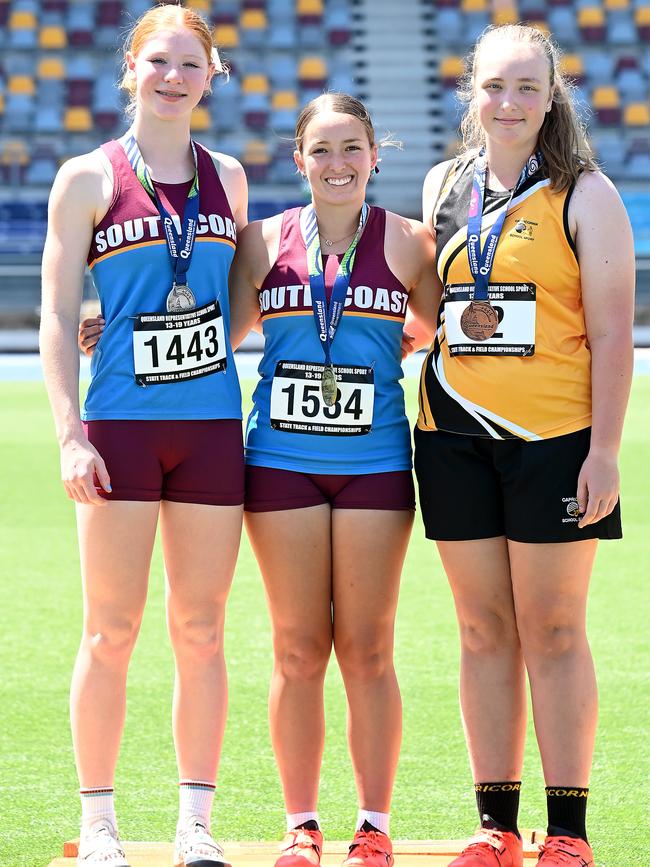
[
  {"x1": 133, "y1": 301, "x2": 227, "y2": 385},
  {"x1": 444, "y1": 283, "x2": 536, "y2": 357},
  {"x1": 270, "y1": 360, "x2": 374, "y2": 435}
]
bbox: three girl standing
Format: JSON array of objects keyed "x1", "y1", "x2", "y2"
[{"x1": 43, "y1": 8, "x2": 633, "y2": 867}]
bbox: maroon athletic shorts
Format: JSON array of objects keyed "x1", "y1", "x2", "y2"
[
  {"x1": 83, "y1": 419, "x2": 244, "y2": 505},
  {"x1": 244, "y1": 465, "x2": 415, "y2": 512}
]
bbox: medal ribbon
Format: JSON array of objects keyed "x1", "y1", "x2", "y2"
[
  {"x1": 300, "y1": 202, "x2": 369, "y2": 368},
  {"x1": 467, "y1": 149, "x2": 543, "y2": 301},
  {"x1": 121, "y1": 131, "x2": 200, "y2": 288}
]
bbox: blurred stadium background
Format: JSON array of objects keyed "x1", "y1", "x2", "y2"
[{"x1": 0, "y1": 0, "x2": 648, "y2": 345}]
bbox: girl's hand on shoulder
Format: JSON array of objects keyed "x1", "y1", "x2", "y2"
[
  {"x1": 576, "y1": 449, "x2": 620, "y2": 528},
  {"x1": 78, "y1": 317, "x2": 104, "y2": 356},
  {"x1": 60, "y1": 436, "x2": 112, "y2": 506}
]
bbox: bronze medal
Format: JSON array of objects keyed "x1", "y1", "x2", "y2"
[
  {"x1": 321, "y1": 365, "x2": 338, "y2": 407},
  {"x1": 460, "y1": 301, "x2": 499, "y2": 341},
  {"x1": 166, "y1": 283, "x2": 196, "y2": 313}
]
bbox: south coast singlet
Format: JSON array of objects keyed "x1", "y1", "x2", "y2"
[
  {"x1": 417, "y1": 155, "x2": 591, "y2": 441},
  {"x1": 83, "y1": 140, "x2": 241, "y2": 421},
  {"x1": 245, "y1": 206, "x2": 412, "y2": 474}
]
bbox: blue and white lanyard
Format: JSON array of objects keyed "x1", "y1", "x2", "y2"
[
  {"x1": 121, "y1": 130, "x2": 200, "y2": 288},
  {"x1": 300, "y1": 202, "x2": 369, "y2": 368},
  {"x1": 467, "y1": 149, "x2": 542, "y2": 300}
]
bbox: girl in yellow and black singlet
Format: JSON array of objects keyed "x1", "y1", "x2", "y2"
[{"x1": 412, "y1": 24, "x2": 635, "y2": 867}]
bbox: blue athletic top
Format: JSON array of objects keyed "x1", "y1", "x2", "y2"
[
  {"x1": 245, "y1": 206, "x2": 412, "y2": 474},
  {"x1": 82, "y1": 139, "x2": 241, "y2": 421}
]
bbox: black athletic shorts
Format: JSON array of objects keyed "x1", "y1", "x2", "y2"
[{"x1": 413, "y1": 426, "x2": 622, "y2": 544}]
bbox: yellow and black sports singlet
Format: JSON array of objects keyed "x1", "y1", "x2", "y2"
[{"x1": 417, "y1": 154, "x2": 591, "y2": 441}]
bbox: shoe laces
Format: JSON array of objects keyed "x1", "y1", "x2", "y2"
[
  {"x1": 281, "y1": 828, "x2": 322, "y2": 857},
  {"x1": 538, "y1": 837, "x2": 589, "y2": 865},
  {"x1": 79, "y1": 821, "x2": 126, "y2": 862},
  {"x1": 177, "y1": 819, "x2": 225, "y2": 860},
  {"x1": 348, "y1": 830, "x2": 391, "y2": 862},
  {"x1": 463, "y1": 828, "x2": 507, "y2": 856}
]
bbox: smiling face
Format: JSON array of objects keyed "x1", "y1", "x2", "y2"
[
  {"x1": 474, "y1": 40, "x2": 553, "y2": 152},
  {"x1": 127, "y1": 27, "x2": 214, "y2": 120},
  {"x1": 294, "y1": 109, "x2": 378, "y2": 207}
]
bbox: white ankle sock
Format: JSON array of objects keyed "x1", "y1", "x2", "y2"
[
  {"x1": 80, "y1": 787, "x2": 117, "y2": 832},
  {"x1": 178, "y1": 779, "x2": 216, "y2": 828},
  {"x1": 357, "y1": 810, "x2": 390, "y2": 835},
  {"x1": 287, "y1": 811, "x2": 320, "y2": 831}
]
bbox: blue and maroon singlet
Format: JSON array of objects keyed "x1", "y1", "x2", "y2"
[
  {"x1": 83, "y1": 140, "x2": 241, "y2": 421},
  {"x1": 245, "y1": 206, "x2": 412, "y2": 475}
]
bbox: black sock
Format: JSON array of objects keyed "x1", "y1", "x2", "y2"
[
  {"x1": 475, "y1": 781, "x2": 521, "y2": 837},
  {"x1": 546, "y1": 786, "x2": 589, "y2": 842}
]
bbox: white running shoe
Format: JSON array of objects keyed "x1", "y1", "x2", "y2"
[
  {"x1": 77, "y1": 818, "x2": 131, "y2": 866},
  {"x1": 174, "y1": 816, "x2": 231, "y2": 867}
]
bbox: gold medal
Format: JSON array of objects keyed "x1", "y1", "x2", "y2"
[
  {"x1": 166, "y1": 283, "x2": 196, "y2": 313},
  {"x1": 321, "y1": 364, "x2": 338, "y2": 407},
  {"x1": 460, "y1": 301, "x2": 499, "y2": 341}
]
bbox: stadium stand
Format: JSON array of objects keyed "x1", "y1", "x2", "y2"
[{"x1": 0, "y1": 0, "x2": 648, "y2": 327}]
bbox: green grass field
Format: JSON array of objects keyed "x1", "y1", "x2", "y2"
[{"x1": 0, "y1": 375, "x2": 648, "y2": 867}]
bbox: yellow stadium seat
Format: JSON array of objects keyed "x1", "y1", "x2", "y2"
[
  {"x1": 215, "y1": 24, "x2": 239, "y2": 48},
  {"x1": 272, "y1": 90, "x2": 298, "y2": 110},
  {"x1": 9, "y1": 9, "x2": 36, "y2": 29},
  {"x1": 38, "y1": 57, "x2": 66, "y2": 80},
  {"x1": 605, "y1": 0, "x2": 629, "y2": 9},
  {"x1": 243, "y1": 74, "x2": 270, "y2": 94},
  {"x1": 243, "y1": 140, "x2": 270, "y2": 165},
  {"x1": 9, "y1": 75, "x2": 36, "y2": 95},
  {"x1": 297, "y1": 0, "x2": 324, "y2": 13},
  {"x1": 299, "y1": 56, "x2": 327, "y2": 80},
  {"x1": 527, "y1": 20, "x2": 550, "y2": 36},
  {"x1": 493, "y1": 7, "x2": 518, "y2": 25},
  {"x1": 440, "y1": 56, "x2": 465, "y2": 81},
  {"x1": 578, "y1": 7, "x2": 605, "y2": 27},
  {"x1": 623, "y1": 102, "x2": 650, "y2": 126},
  {"x1": 592, "y1": 86, "x2": 620, "y2": 108},
  {"x1": 40, "y1": 25, "x2": 67, "y2": 49},
  {"x1": 1, "y1": 141, "x2": 30, "y2": 166},
  {"x1": 636, "y1": 7, "x2": 650, "y2": 24},
  {"x1": 64, "y1": 107, "x2": 93, "y2": 131},
  {"x1": 462, "y1": 0, "x2": 488, "y2": 11},
  {"x1": 0, "y1": 93, "x2": 4, "y2": 116},
  {"x1": 241, "y1": 9, "x2": 267, "y2": 29},
  {"x1": 186, "y1": 0, "x2": 210, "y2": 10},
  {"x1": 561, "y1": 54, "x2": 584, "y2": 79},
  {"x1": 191, "y1": 106, "x2": 211, "y2": 131}
]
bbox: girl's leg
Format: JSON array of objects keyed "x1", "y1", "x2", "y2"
[
  {"x1": 160, "y1": 502, "x2": 243, "y2": 783},
  {"x1": 245, "y1": 505, "x2": 333, "y2": 815},
  {"x1": 510, "y1": 539, "x2": 598, "y2": 845},
  {"x1": 331, "y1": 509, "x2": 413, "y2": 816},
  {"x1": 436, "y1": 538, "x2": 527, "y2": 784},
  {"x1": 72, "y1": 500, "x2": 159, "y2": 787}
]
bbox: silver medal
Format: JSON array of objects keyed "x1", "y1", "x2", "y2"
[
  {"x1": 166, "y1": 283, "x2": 196, "y2": 313},
  {"x1": 321, "y1": 365, "x2": 338, "y2": 407}
]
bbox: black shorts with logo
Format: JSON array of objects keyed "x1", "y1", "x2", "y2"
[{"x1": 413, "y1": 426, "x2": 622, "y2": 544}]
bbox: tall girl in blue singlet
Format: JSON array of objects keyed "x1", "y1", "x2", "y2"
[
  {"x1": 229, "y1": 93, "x2": 438, "y2": 867},
  {"x1": 40, "y1": 7, "x2": 247, "y2": 866}
]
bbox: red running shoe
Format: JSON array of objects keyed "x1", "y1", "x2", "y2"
[
  {"x1": 275, "y1": 826, "x2": 323, "y2": 867},
  {"x1": 537, "y1": 835, "x2": 594, "y2": 866},
  {"x1": 448, "y1": 828, "x2": 523, "y2": 866},
  {"x1": 342, "y1": 827, "x2": 394, "y2": 867}
]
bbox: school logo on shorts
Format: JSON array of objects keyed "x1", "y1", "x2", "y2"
[
  {"x1": 562, "y1": 496, "x2": 580, "y2": 523},
  {"x1": 510, "y1": 219, "x2": 537, "y2": 241}
]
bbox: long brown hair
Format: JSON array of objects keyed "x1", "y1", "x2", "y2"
[{"x1": 458, "y1": 24, "x2": 598, "y2": 191}]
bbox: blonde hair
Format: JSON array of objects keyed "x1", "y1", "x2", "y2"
[
  {"x1": 120, "y1": 4, "x2": 226, "y2": 117},
  {"x1": 458, "y1": 24, "x2": 597, "y2": 191}
]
